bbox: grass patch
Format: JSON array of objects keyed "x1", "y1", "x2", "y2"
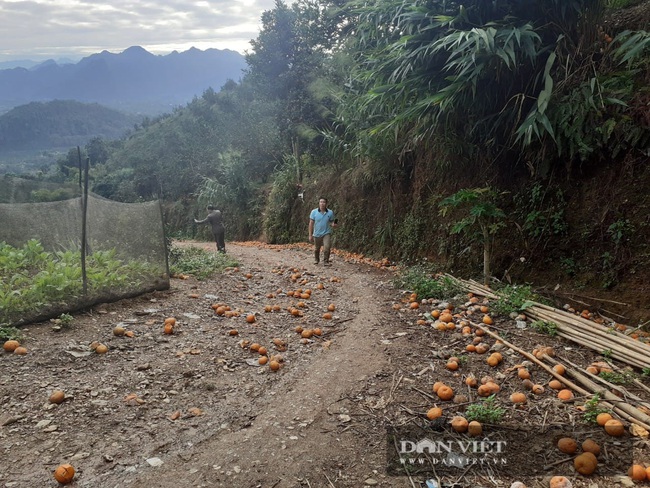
[
  {"x1": 491, "y1": 284, "x2": 540, "y2": 316},
  {"x1": 168, "y1": 245, "x2": 239, "y2": 280},
  {"x1": 583, "y1": 393, "x2": 610, "y2": 424},
  {"x1": 599, "y1": 370, "x2": 634, "y2": 385},
  {"x1": 531, "y1": 320, "x2": 558, "y2": 336},
  {"x1": 465, "y1": 395, "x2": 505, "y2": 424},
  {"x1": 0, "y1": 325, "x2": 22, "y2": 342},
  {"x1": 394, "y1": 265, "x2": 464, "y2": 301}
]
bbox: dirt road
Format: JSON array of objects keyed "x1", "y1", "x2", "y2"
[{"x1": 1, "y1": 241, "x2": 645, "y2": 488}]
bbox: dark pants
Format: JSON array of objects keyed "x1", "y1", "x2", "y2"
[
  {"x1": 213, "y1": 226, "x2": 225, "y2": 253},
  {"x1": 314, "y1": 234, "x2": 331, "y2": 263}
]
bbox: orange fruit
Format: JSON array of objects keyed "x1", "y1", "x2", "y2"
[
  {"x1": 95, "y1": 344, "x2": 108, "y2": 354},
  {"x1": 437, "y1": 386, "x2": 454, "y2": 401},
  {"x1": 3, "y1": 340, "x2": 20, "y2": 352},
  {"x1": 557, "y1": 389, "x2": 574, "y2": 401},
  {"x1": 258, "y1": 346, "x2": 268, "y2": 356},
  {"x1": 426, "y1": 407, "x2": 443, "y2": 420},
  {"x1": 549, "y1": 476, "x2": 572, "y2": 488},
  {"x1": 49, "y1": 390, "x2": 65, "y2": 404},
  {"x1": 482, "y1": 315, "x2": 493, "y2": 325},
  {"x1": 510, "y1": 392, "x2": 527, "y2": 404},
  {"x1": 596, "y1": 413, "x2": 612, "y2": 426},
  {"x1": 53, "y1": 463, "x2": 75, "y2": 484},
  {"x1": 467, "y1": 420, "x2": 482, "y2": 437},
  {"x1": 552, "y1": 364, "x2": 566, "y2": 376},
  {"x1": 446, "y1": 361, "x2": 459, "y2": 371},
  {"x1": 518, "y1": 368, "x2": 531, "y2": 380},
  {"x1": 604, "y1": 419, "x2": 625, "y2": 436},
  {"x1": 629, "y1": 465, "x2": 646, "y2": 481},
  {"x1": 574, "y1": 451, "x2": 598, "y2": 475},
  {"x1": 322, "y1": 312, "x2": 333, "y2": 320},
  {"x1": 433, "y1": 381, "x2": 445, "y2": 393},
  {"x1": 246, "y1": 314, "x2": 256, "y2": 323},
  {"x1": 450, "y1": 416, "x2": 468, "y2": 433},
  {"x1": 548, "y1": 379, "x2": 564, "y2": 390},
  {"x1": 269, "y1": 360, "x2": 281, "y2": 371},
  {"x1": 259, "y1": 356, "x2": 268, "y2": 365},
  {"x1": 477, "y1": 384, "x2": 492, "y2": 397},
  {"x1": 582, "y1": 438, "x2": 600, "y2": 456},
  {"x1": 557, "y1": 437, "x2": 578, "y2": 454},
  {"x1": 531, "y1": 384, "x2": 544, "y2": 395},
  {"x1": 14, "y1": 346, "x2": 28, "y2": 355},
  {"x1": 486, "y1": 353, "x2": 502, "y2": 367},
  {"x1": 439, "y1": 312, "x2": 453, "y2": 323}
]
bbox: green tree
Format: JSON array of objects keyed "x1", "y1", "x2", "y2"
[{"x1": 439, "y1": 188, "x2": 506, "y2": 286}]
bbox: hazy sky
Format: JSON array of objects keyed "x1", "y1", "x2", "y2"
[{"x1": 0, "y1": 0, "x2": 277, "y2": 62}]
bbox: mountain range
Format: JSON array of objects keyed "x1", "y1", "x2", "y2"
[{"x1": 0, "y1": 46, "x2": 247, "y2": 115}]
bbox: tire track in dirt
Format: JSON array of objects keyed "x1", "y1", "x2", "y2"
[{"x1": 132, "y1": 243, "x2": 408, "y2": 488}]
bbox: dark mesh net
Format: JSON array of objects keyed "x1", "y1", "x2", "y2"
[{"x1": 0, "y1": 192, "x2": 169, "y2": 326}]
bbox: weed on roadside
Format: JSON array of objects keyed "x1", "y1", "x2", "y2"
[
  {"x1": 465, "y1": 395, "x2": 505, "y2": 424},
  {"x1": 531, "y1": 320, "x2": 558, "y2": 336},
  {"x1": 0, "y1": 325, "x2": 22, "y2": 342},
  {"x1": 395, "y1": 265, "x2": 464, "y2": 301},
  {"x1": 583, "y1": 393, "x2": 610, "y2": 424},
  {"x1": 492, "y1": 284, "x2": 539, "y2": 316},
  {"x1": 169, "y1": 246, "x2": 239, "y2": 280}
]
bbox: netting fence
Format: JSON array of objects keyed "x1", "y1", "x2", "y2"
[{"x1": 0, "y1": 175, "x2": 169, "y2": 326}]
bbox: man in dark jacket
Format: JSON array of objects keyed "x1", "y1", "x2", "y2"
[{"x1": 195, "y1": 205, "x2": 226, "y2": 253}]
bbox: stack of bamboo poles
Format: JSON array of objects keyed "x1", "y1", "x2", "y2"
[
  {"x1": 447, "y1": 273, "x2": 650, "y2": 429},
  {"x1": 448, "y1": 274, "x2": 650, "y2": 370},
  {"x1": 473, "y1": 322, "x2": 650, "y2": 431}
]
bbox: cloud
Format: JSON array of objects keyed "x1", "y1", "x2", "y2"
[{"x1": 0, "y1": 0, "x2": 276, "y2": 61}]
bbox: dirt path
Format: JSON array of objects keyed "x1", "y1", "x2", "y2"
[{"x1": 132, "y1": 242, "x2": 406, "y2": 488}]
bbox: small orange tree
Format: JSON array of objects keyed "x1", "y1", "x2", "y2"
[{"x1": 439, "y1": 187, "x2": 506, "y2": 286}]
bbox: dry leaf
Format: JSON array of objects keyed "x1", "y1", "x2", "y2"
[
  {"x1": 630, "y1": 423, "x2": 649, "y2": 438},
  {"x1": 188, "y1": 407, "x2": 203, "y2": 416},
  {"x1": 124, "y1": 393, "x2": 145, "y2": 406},
  {"x1": 638, "y1": 405, "x2": 650, "y2": 416}
]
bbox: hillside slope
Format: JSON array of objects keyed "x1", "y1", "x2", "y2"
[{"x1": 0, "y1": 100, "x2": 141, "y2": 152}]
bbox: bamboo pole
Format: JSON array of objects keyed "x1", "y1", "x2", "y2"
[
  {"x1": 544, "y1": 356, "x2": 650, "y2": 431},
  {"x1": 560, "y1": 356, "x2": 650, "y2": 412},
  {"x1": 448, "y1": 274, "x2": 650, "y2": 370},
  {"x1": 473, "y1": 321, "x2": 650, "y2": 431}
]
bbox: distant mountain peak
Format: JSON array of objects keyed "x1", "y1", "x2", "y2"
[
  {"x1": 0, "y1": 46, "x2": 247, "y2": 116},
  {"x1": 123, "y1": 46, "x2": 153, "y2": 57}
]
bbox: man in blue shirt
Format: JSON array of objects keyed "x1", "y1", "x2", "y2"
[{"x1": 308, "y1": 197, "x2": 337, "y2": 265}]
